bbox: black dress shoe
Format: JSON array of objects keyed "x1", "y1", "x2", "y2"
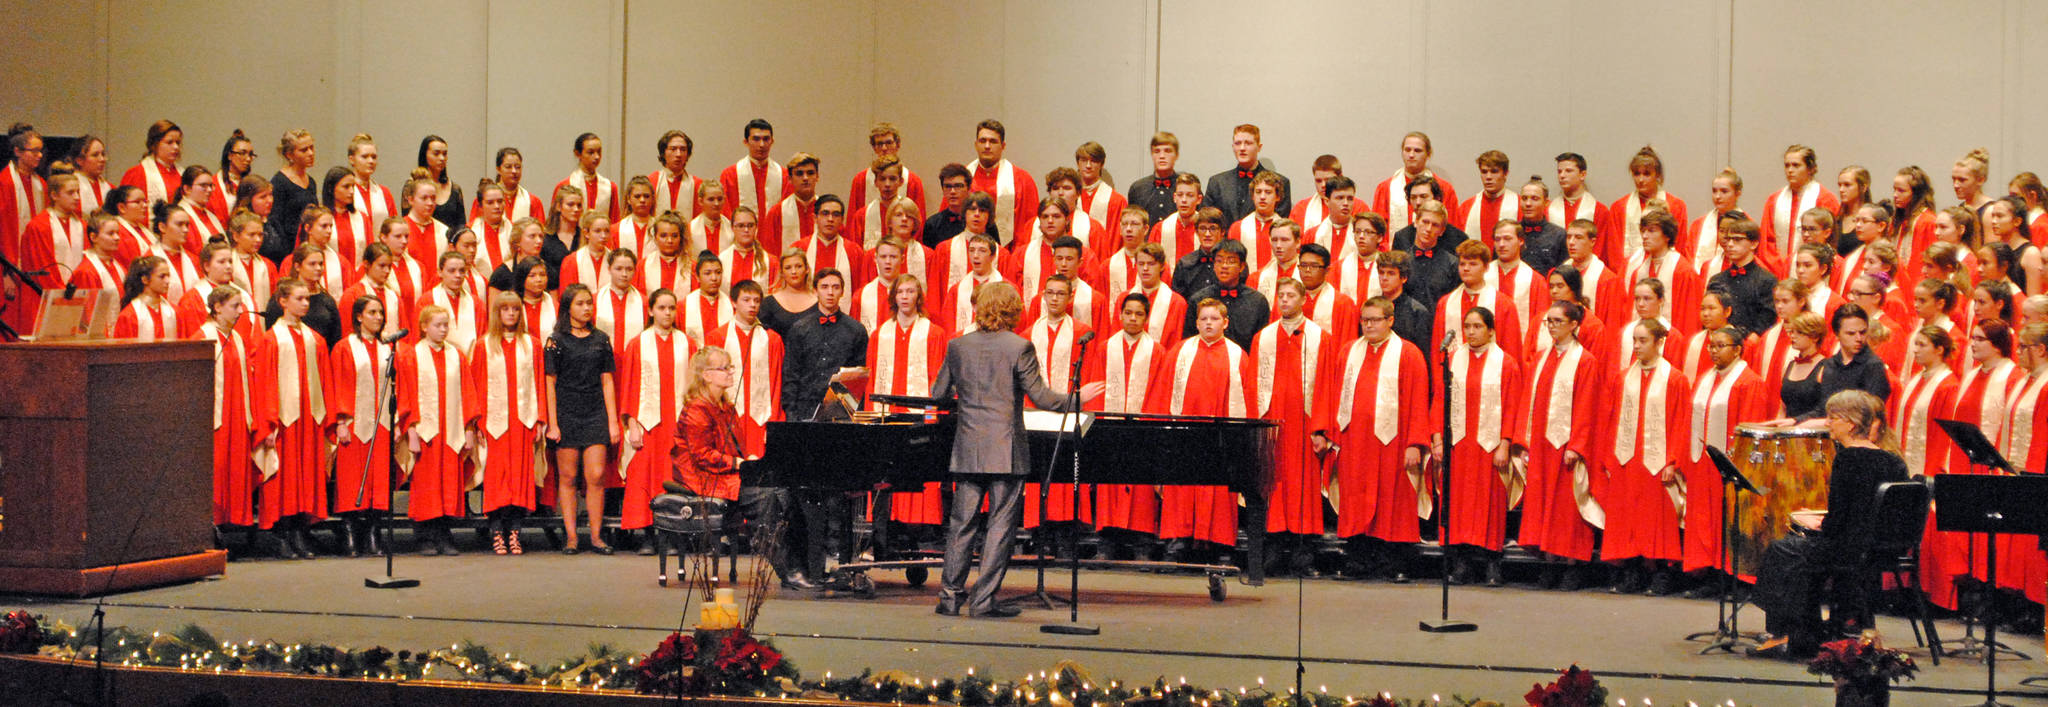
[
  {"x1": 1558, "y1": 566, "x2": 1586, "y2": 592},
  {"x1": 439, "y1": 533, "x2": 462, "y2": 556},
  {"x1": 591, "y1": 544, "x2": 615, "y2": 556},
  {"x1": 971, "y1": 604, "x2": 1022, "y2": 619},
  {"x1": 1484, "y1": 560, "x2": 1504, "y2": 587},
  {"x1": 1647, "y1": 569, "x2": 1676, "y2": 596},
  {"x1": 1389, "y1": 571, "x2": 1412, "y2": 584},
  {"x1": 934, "y1": 602, "x2": 961, "y2": 617},
  {"x1": 780, "y1": 574, "x2": 824, "y2": 591},
  {"x1": 295, "y1": 529, "x2": 320, "y2": 557},
  {"x1": 343, "y1": 522, "x2": 360, "y2": 558}
]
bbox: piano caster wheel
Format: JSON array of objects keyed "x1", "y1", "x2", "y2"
[
  {"x1": 1208, "y1": 573, "x2": 1227, "y2": 602},
  {"x1": 904, "y1": 566, "x2": 929, "y2": 587}
]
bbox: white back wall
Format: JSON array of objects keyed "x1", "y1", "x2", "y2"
[{"x1": 3, "y1": 0, "x2": 2043, "y2": 225}]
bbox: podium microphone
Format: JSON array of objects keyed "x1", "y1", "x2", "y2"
[
  {"x1": 1440, "y1": 331, "x2": 1458, "y2": 352},
  {"x1": 379, "y1": 328, "x2": 410, "y2": 344}
]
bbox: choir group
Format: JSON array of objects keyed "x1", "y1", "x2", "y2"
[{"x1": 3, "y1": 117, "x2": 2046, "y2": 612}]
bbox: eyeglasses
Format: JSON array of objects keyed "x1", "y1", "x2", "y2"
[
  {"x1": 941, "y1": 182, "x2": 968, "y2": 190},
  {"x1": 1850, "y1": 289, "x2": 1880, "y2": 297},
  {"x1": 817, "y1": 210, "x2": 845, "y2": 218},
  {"x1": 1542, "y1": 317, "x2": 1571, "y2": 324},
  {"x1": 1360, "y1": 315, "x2": 1389, "y2": 324},
  {"x1": 230, "y1": 150, "x2": 255, "y2": 158},
  {"x1": 1297, "y1": 262, "x2": 1326, "y2": 270},
  {"x1": 704, "y1": 365, "x2": 731, "y2": 372},
  {"x1": 1708, "y1": 342, "x2": 1738, "y2": 350},
  {"x1": 733, "y1": 222, "x2": 758, "y2": 229}
]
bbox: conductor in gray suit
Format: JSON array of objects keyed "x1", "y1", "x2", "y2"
[{"x1": 930, "y1": 281, "x2": 1104, "y2": 618}]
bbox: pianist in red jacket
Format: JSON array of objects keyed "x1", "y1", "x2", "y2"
[{"x1": 670, "y1": 345, "x2": 807, "y2": 588}]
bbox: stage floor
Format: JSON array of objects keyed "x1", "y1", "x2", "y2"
[{"x1": 4, "y1": 552, "x2": 2043, "y2": 706}]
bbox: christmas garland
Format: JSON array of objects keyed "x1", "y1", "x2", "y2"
[{"x1": 0, "y1": 608, "x2": 1630, "y2": 706}]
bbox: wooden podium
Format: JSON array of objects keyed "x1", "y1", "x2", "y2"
[{"x1": 0, "y1": 340, "x2": 226, "y2": 595}]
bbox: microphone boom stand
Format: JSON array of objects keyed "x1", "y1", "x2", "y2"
[
  {"x1": 1421, "y1": 339, "x2": 1476, "y2": 633},
  {"x1": 1042, "y1": 333, "x2": 1098, "y2": 635},
  {"x1": 365, "y1": 336, "x2": 419, "y2": 589}
]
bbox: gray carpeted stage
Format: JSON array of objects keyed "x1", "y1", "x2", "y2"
[{"x1": 5, "y1": 552, "x2": 2044, "y2": 706}]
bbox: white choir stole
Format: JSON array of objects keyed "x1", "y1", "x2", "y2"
[
  {"x1": 1461, "y1": 194, "x2": 1509, "y2": 241},
  {"x1": 732, "y1": 157, "x2": 786, "y2": 216},
  {"x1": 479, "y1": 332, "x2": 545, "y2": 485},
  {"x1": 1770, "y1": 182, "x2": 1824, "y2": 256},
  {"x1": 652, "y1": 170, "x2": 700, "y2": 222},
  {"x1": 1688, "y1": 360, "x2": 1749, "y2": 462},
  {"x1": 342, "y1": 336, "x2": 392, "y2": 443},
  {"x1": 1029, "y1": 315, "x2": 1080, "y2": 393},
  {"x1": 1383, "y1": 169, "x2": 1435, "y2": 232},
  {"x1": 2000, "y1": 372, "x2": 2048, "y2": 462},
  {"x1": 596, "y1": 287, "x2": 646, "y2": 348},
  {"x1": 970, "y1": 159, "x2": 1018, "y2": 244},
  {"x1": 1253, "y1": 319, "x2": 1323, "y2": 417},
  {"x1": 1897, "y1": 367, "x2": 1950, "y2": 476},
  {"x1": 1690, "y1": 210, "x2": 1723, "y2": 269},
  {"x1": 1525, "y1": 343, "x2": 1586, "y2": 450},
  {"x1": 564, "y1": 170, "x2": 616, "y2": 223},
  {"x1": 683, "y1": 290, "x2": 731, "y2": 347},
  {"x1": 689, "y1": 213, "x2": 732, "y2": 256},
  {"x1": 427, "y1": 286, "x2": 479, "y2": 353},
  {"x1": 1103, "y1": 330, "x2": 1157, "y2": 413},
  {"x1": 718, "y1": 322, "x2": 775, "y2": 426},
  {"x1": 408, "y1": 340, "x2": 467, "y2": 475},
  {"x1": 256, "y1": 322, "x2": 328, "y2": 480},
  {"x1": 1337, "y1": 337, "x2": 1405, "y2": 445},
  {"x1": 1546, "y1": 193, "x2": 1600, "y2": 231},
  {"x1": 775, "y1": 195, "x2": 815, "y2": 248},
  {"x1": 622, "y1": 329, "x2": 692, "y2": 470},
  {"x1": 1136, "y1": 285, "x2": 1176, "y2": 342},
  {"x1": 1170, "y1": 338, "x2": 1246, "y2": 418},
  {"x1": 637, "y1": 254, "x2": 691, "y2": 296},
  {"x1": 872, "y1": 316, "x2": 937, "y2": 411},
  {"x1": 128, "y1": 299, "x2": 179, "y2": 341},
  {"x1": 1447, "y1": 343, "x2": 1506, "y2": 452},
  {"x1": 1614, "y1": 358, "x2": 1675, "y2": 472},
  {"x1": 1962, "y1": 359, "x2": 2018, "y2": 452},
  {"x1": 199, "y1": 321, "x2": 251, "y2": 431},
  {"x1": 1617, "y1": 190, "x2": 1671, "y2": 262}
]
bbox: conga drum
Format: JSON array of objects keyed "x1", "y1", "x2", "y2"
[{"x1": 1728, "y1": 424, "x2": 1835, "y2": 574}]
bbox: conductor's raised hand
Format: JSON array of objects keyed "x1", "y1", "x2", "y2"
[{"x1": 1078, "y1": 381, "x2": 1106, "y2": 403}]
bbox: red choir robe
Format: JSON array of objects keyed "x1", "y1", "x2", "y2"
[
  {"x1": 1458, "y1": 191, "x2": 1516, "y2": 249},
  {"x1": 1003, "y1": 234, "x2": 1058, "y2": 301},
  {"x1": 615, "y1": 215, "x2": 653, "y2": 256},
  {"x1": 1432, "y1": 284, "x2": 1524, "y2": 368},
  {"x1": 1605, "y1": 191, "x2": 1689, "y2": 269},
  {"x1": 113, "y1": 296, "x2": 179, "y2": 340},
  {"x1": 1149, "y1": 212, "x2": 1199, "y2": 271},
  {"x1": 847, "y1": 196, "x2": 921, "y2": 250},
  {"x1": 1231, "y1": 213, "x2": 1279, "y2": 271},
  {"x1": 111, "y1": 219, "x2": 152, "y2": 265},
  {"x1": 1250, "y1": 259, "x2": 1300, "y2": 304},
  {"x1": 1130, "y1": 282, "x2": 1187, "y2": 345},
  {"x1": 0, "y1": 165, "x2": 46, "y2": 273},
  {"x1": 1614, "y1": 317, "x2": 1686, "y2": 373},
  {"x1": 718, "y1": 157, "x2": 788, "y2": 222},
  {"x1": 636, "y1": 252, "x2": 691, "y2": 296},
  {"x1": 470, "y1": 331, "x2": 547, "y2": 514},
  {"x1": 620, "y1": 327, "x2": 695, "y2": 530},
  {"x1": 1085, "y1": 328, "x2": 1169, "y2": 533},
  {"x1": 1373, "y1": 170, "x2": 1459, "y2": 233},
  {"x1": 1895, "y1": 365, "x2": 1963, "y2": 608},
  {"x1": 1296, "y1": 282, "x2": 1360, "y2": 349},
  {"x1": 1305, "y1": 217, "x2": 1355, "y2": 253},
  {"x1": 967, "y1": 159, "x2": 1038, "y2": 244},
  {"x1": 849, "y1": 275, "x2": 896, "y2": 333},
  {"x1": 1331, "y1": 250, "x2": 1382, "y2": 302},
  {"x1": 596, "y1": 285, "x2": 647, "y2": 374},
  {"x1": 469, "y1": 216, "x2": 509, "y2": 271},
  {"x1": 1096, "y1": 248, "x2": 1146, "y2": 296},
  {"x1": 68, "y1": 252, "x2": 128, "y2": 332},
  {"x1": 177, "y1": 200, "x2": 224, "y2": 250},
  {"x1": 1289, "y1": 195, "x2": 1328, "y2": 231},
  {"x1": 177, "y1": 278, "x2": 257, "y2": 342},
  {"x1": 78, "y1": 175, "x2": 113, "y2": 219},
  {"x1": 330, "y1": 334, "x2": 395, "y2": 514},
  {"x1": 1334, "y1": 335, "x2": 1430, "y2": 541},
  {"x1": 120, "y1": 159, "x2": 178, "y2": 207},
  {"x1": 1567, "y1": 257, "x2": 1631, "y2": 331},
  {"x1": 719, "y1": 243, "x2": 776, "y2": 291},
  {"x1": 1431, "y1": 342, "x2": 1524, "y2": 551},
  {"x1": 689, "y1": 213, "x2": 733, "y2": 256},
  {"x1": 1683, "y1": 360, "x2": 1769, "y2": 572},
  {"x1": 351, "y1": 182, "x2": 399, "y2": 241},
  {"x1": 1547, "y1": 193, "x2": 1607, "y2": 238},
  {"x1": 557, "y1": 247, "x2": 610, "y2": 295},
  {"x1": 1078, "y1": 181, "x2": 1126, "y2": 240},
  {"x1": 396, "y1": 339, "x2": 477, "y2": 521},
  {"x1": 555, "y1": 170, "x2": 622, "y2": 226},
  {"x1": 418, "y1": 285, "x2": 484, "y2": 352},
  {"x1": 1022, "y1": 277, "x2": 1109, "y2": 338},
  {"x1": 709, "y1": 320, "x2": 783, "y2": 457},
  {"x1": 404, "y1": 216, "x2": 450, "y2": 271},
  {"x1": 1254, "y1": 318, "x2": 1340, "y2": 534},
  {"x1": 251, "y1": 320, "x2": 334, "y2": 529},
  {"x1": 200, "y1": 320, "x2": 257, "y2": 526},
  {"x1": 1151, "y1": 335, "x2": 1253, "y2": 545},
  {"x1": 1601, "y1": 358, "x2": 1693, "y2": 563},
  {"x1": 1518, "y1": 341, "x2": 1606, "y2": 561},
  {"x1": 1684, "y1": 209, "x2": 1726, "y2": 271},
  {"x1": 1021, "y1": 313, "x2": 1094, "y2": 527},
  {"x1": 650, "y1": 168, "x2": 702, "y2": 223},
  {"x1": 762, "y1": 194, "x2": 816, "y2": 256},
  {"x1": 1677, "y1": 328, "x2": 1761, "y2": 383},
  {"x1": 1486, "y1": 261, "x2": 1550, "y2": 359},
  {"x1": 148, "y1": 242, "x2": 204, "y2": 304},
  {"x1": 930, "y1": 232, "x2": 1011, "y2": 290},
  {"x1": 680, "y1": 289, "x2": 731, "y2": 347},
  {"x1": 229, "y1": 250, "x2": 275, "y2": 310},
  {"x1": 1995, "y1": 370, "x2": 2048, "y2": 602},
  {"x1": 521, "y1": 294, "x2": 559, "y2": 344},
  {"x1": 1755, "y1": 321, "x2": 1797, "y2": 408},
  {"x1": 866, "y1": 315, "x2": 950, "y2": 524},
  {"x1": 16, "y1": 210, "x2": 84, "y2": 297},
  {"x1": 1933, "y1": 359, "x2": 2021, "y2": 588},
  {"x1": 937, "y1": 271, "x2": 1005, "y2": 336},
  {"x1": 283, "y1": 244, "x2": 349, "y2": 299},
  {"x1": 1627, "y1": 249, "x2": 1703, "y2": 334},
  {"x1": 1760, "y1": 182, "x2": 1839, "y2": 276},
  {"x1": 795, "y1": 233, "x2": 870, "y2": 290},
  {"x1": 338, "y1": 276, "x2": 407, "y2": 341},
  {"x1": 849, "y1": 166, "x2": 927, "y2": 220}
]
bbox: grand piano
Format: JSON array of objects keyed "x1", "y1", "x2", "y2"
[{"x1": 751, "y1": 403, "x2": 1277, "y2": 598}]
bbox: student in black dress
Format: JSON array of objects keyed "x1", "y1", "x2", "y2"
[
  {"x1": 418, "y1": 135, "x2": 466, "y2": 229},
  {"x1": 1766, "y1": 311, "x2": 1829, "y2": 424},
  {"x1": 266, "y1": 130, "x2": 318, "y2": 262},
  {"x1": 762, "y1": 248, "x2": 819, "y2": 335},
  {"x1": 542, "y1": 184, "x2": 584, "y2": 282},
  {"x1": 263, "y1": 242, "x2": 342, "y2": 345},
  {"x1": 545, "y1": 283, "x2": 619, "y2": 555},
  {"x1": 489, "y1": 218, "x2": 553, "y2": 294},
  {"x1": 1751, "y1": 390, "x2": 1909, "y2": 658}
]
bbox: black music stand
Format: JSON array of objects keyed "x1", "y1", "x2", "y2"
[
  {"x1": 1934, "y1": 421, "x2": 2048, "y2": 707},
  {"x1": 1933, "y1": 419, "x2": 2032, "y2": 666},
  {"x1": 1690, "y1": 445, "x2": 1766, "y2": 653}
]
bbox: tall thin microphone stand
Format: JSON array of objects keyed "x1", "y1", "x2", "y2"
[
  {"x1": 1042, "y1": 333, "x2": 1099, "y2": 635},
  {"x1": 1421, "y1": 336, "x2": 1476, "y2": 633},
  {"x1": 364, "y1": 333, "x2": 419, "y2": 589}
]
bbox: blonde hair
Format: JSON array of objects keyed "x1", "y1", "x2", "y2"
[
  {"x1": 347, "y1": 133, "x2": 376, "y2": 158},
  {"x1": 278, "y1": 129, "x2": 312, "y2": 158},
  {"x1": 487, "y1": 291, "x2": 526, "y2": 337},
  {"x1": 970, "y1": 281, "x2": 1023, "y2": 332},
  {"x1": 685, "y1": 346, "x2": 733, "y2": 405},
  {"x1": 1825, "y1": 389, "x2": 1898, "y2": 453},
  {"x1": 417, "y1": 303, "x2": 450, "y2": 332},
  {"x1": 1957, "y1": 148, "x2": 1990, "y2": 180}
]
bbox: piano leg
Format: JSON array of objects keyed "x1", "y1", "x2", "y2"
[
  {"x1": 1242, "y1": 492, "x2": 1267, "y2": 587},
  {"x1": 873, "y1": 491, "x2": 895, "y2": 561}
]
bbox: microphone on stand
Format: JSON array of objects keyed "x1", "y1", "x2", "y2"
[
  {"x1": 1440, "y1": 331, "x2": 1458, "y2": 352},
  {"x1": 379, "y1": 328, "x2": 411, "y2": 344},
  {"x1": 1076, "y1": 330, "x2": 1097, "y2": 347}
]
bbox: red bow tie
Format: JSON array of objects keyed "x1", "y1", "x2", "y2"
[
  {"x1": 1729, "y1": 264, "x2": 1748, "y2": 277},
  {"x1": 818, "y1": 313, "x2": 839, "y2": 325},
  {"x1": 1236, "y1": 168, "x2": 1255, "y2": 180},
  {"x1": 1417, "y1": 248, "x2": 1433, "y2": 259},
  {"x1": 1153, "y1": 176, "x2": 1172, "y2": 190},
  {"x1": 1219, "y1": 287, "x2": 1241, "y2": 299}
]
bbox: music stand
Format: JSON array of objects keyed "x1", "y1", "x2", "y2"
[
  {"x1": 1933, "y1": 419, "x2": 2033, "y2": 666},
  {"x1": 1690, "y1": 445, "x2": 1767, "y2": 653},
  {"x1": 1933, "y1": 421, "x2": 2048, "y2": 707}
]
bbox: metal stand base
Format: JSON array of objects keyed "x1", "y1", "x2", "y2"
[
  {"x1": 1419, "y1": 619, "x2": 1478, "y2": 633},
  {"x1": 364, "y1": 576, "x2": 420, "y2": 589}
]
